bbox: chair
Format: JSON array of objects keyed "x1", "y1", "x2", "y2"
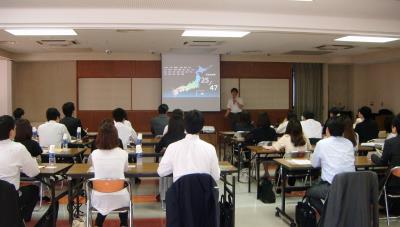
[
  {"x1": 381, "y1": 167, "x2": 400, "y2": 225},
  {"x1": 276, "y1": 150, "x2": 313, "y2": 187},
  {"x1": 85, "y1": 179, "x2": 133, "y2": 227}
]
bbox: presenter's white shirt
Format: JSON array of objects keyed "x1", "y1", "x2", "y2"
[
  {"x1": 0, "y1": 139, "x2": 39, "y2": 189},
  {"x1": 89, "y1": 148, "x2": 130, "y2": 215},
  {"x1": 114, "y1": 122, "x2": 137, "y2": 149},
  {"x1": 301, "y1": 119, "x2": 323, "y2": 139},
  {"x1": 157, "y1": 134, "x2": 220, "y2": 182},
  {"x1": 227, "y1": 97, "x2": 244, "y2": 113},
  {"x1": 38, "y1": 120, "x2": 71, "y2": 147},
  {"x1": 311, "y1": 137, "x2": 355, "y2": 184}
]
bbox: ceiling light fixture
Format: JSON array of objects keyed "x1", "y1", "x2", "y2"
[
  {"x1": 290, "y1": 0, "x2": 313, "y2": 2},
  {"x1": 335, "y1": 36, "x2": 399, "y2": 43},
  {"x1": 4, "y1": 29, "x2": 77, "y2": 36},
  {"x1": 182, "y1": 30, "x2": 249, "y2": 38}
]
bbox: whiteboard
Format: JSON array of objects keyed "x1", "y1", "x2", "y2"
[
  {"x1": 240, "y1": 79, "x2": 289, "y2": 109},
  {"x1": 132, "y1": 78, "x2": 161, "y2": 110},
  {"x1": 79, "y1": 78, "x2": 131, "y2": 110}
]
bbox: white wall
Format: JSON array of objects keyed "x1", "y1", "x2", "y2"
[{"x1": 0, "y1": 59, "x2": 12, "y2": 115}]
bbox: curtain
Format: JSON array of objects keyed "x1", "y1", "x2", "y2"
[{"x1": 293, "y1": 63, "x2": 323, "y2": 121}]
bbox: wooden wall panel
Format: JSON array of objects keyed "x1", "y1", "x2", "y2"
[
  {"x1": 77, "y1": 61, "x2": 133, "y2": 78},
  {"x1": 134, "y1": 61, "x2": 161, "y2": 78},
  {"x1": 76, "y1": 60, "x2": 291, "y2": 132},
  {"x1": 221, "y1": 61, "x2": 291, "y2": 78}
]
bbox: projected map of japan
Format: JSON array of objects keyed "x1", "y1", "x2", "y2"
[{"x1": 163, "y1": 65, "x2": 219, "y2": 98}]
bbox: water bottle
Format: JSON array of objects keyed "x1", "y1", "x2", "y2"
[
  {"x1": 62, "y1": 133, "x2": 68, "y2": 151},
  {"x1": 49, "y1": 145, "x2": 56, "y2": 166},
  {"x1": 136, "y1": 133, "x2": 142, "y2": 146},
  {"x1": 136, "y1": 144, "x2": 143, "y2": 166},
  {"x1": 32, "y1": 127, "x2": 38, "y2": 140},
  {"x1": 76, "y1": 127, "x2": 81, "y2": 140}
]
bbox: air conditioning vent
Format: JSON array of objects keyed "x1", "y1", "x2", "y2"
[
  {"x1": 316, "y1": 44, "x2": 354, "y2": 51},
  {"x1": 37, "y1": 40, "x2": 79, "y2": 47},
  {"x1": 183, "y1": 40, "x2": 224, "y2": 47},
  {"x1": 284, "y1": 50, "x2": 332, "y2": 55}
]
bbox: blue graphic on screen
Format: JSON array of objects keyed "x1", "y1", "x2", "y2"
[{"x1": 164, "y1": 65, "x2": 219, "y2": 98}]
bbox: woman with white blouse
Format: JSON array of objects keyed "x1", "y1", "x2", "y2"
[
  {"x1": 263, "y1": 119, "x2": 312, "y2": 180},
  {"x1": 88, "y1": 119, "x2": 130, "y2": 227}
]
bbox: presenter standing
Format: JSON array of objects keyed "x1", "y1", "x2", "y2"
[{"x1": 225, "y1": 88, "x2": 244, "y2": 130}]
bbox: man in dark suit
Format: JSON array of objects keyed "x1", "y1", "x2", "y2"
[
  {"x1": 60, "y1": 102, "x2": 87, "y2": 138},
  {"x1": 372, "y1": 114, "x2": 400, "y2": 189},
  {"x1": 151, "y1": 104, "x2": 169, "y2": 136}
]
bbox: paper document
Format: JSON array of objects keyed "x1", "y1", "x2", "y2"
[{"x1": 288, "y1": 159, "x2": 311, "y2": 165}]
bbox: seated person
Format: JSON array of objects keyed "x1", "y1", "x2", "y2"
[
  {"x1": 264, "y1": 119, "x2": 311, "y2": 179},
  {"x1": 343, "y1": 117, "x2": 359, "y2": 151},
  {"x1": 157, "y1": 110, "x2": 220, "y2": 183},
  {"x1": 0, "y1": 115, "x2": 40, "y2": 222},
  {"x1": 156, "y1": 113, "x2": 186, "y2": 153},
  {"x1": 355, "y1": 106, "x2": 379, "y2": 143},
  {"x1": 151, "y1": 104, "x2": 169, "y2": 136},
  {"x1": 384, "y1": 114, "x2": 397, "y2": 139},
  {"x1": 276, "y1": 110, "x2": 297, "y2": 134},
  {"x1": 245, "y1": 112, "x2": 277, "y2": 145},
  {"x1": 38, "y1": 107, "x2": 71, "y2": 147},
  {"x1": 60, "y1": 102, "x2": 87, "y2": 138},
  {"x1": 322, "y1": 107, "x2": 340, "y2": 135},
  {"x1": 306, "y1": 117, "x2": 355, "y2": 214},
  {"x1": 163, "y1": 109, "x2": 184, "y2": 135},
  {"x1": 372, "y1": 114, "x2": 400, "y2": 190},
  {"x1": 88, "y1": 119, "x2": 130, "y2": 227},
  {"x1": 13, "y1": 107, "x2": 25, "y2": 120},
  {"x1": 113, "y1": 108, "x2": 137, "y2": 149},
  {"x1": 233, "y1": 111, "x2": 254, "y2": 132},
  {"x1": 14, "y1": 119, "x2": 43, "y2": 157},
  {"x1": 301, "y1": 111, "x2": 322, "y2": 139}
]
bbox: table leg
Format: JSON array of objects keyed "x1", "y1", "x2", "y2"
[
  {"x1": 237, "y1": 146, "x2": 241, "y2": 182},
  {"x1": 275, "y1": 167, "x2": 296, "y2": 226},
  {"x1": 256, "y1": 154, "x2": 260, "y2": 196},
  {"x1": 248, "y1": 153, "x2": 251, "y2": 193},
  {"x1": 68, "y1": 178, "x2": 73, "y2": 224},
  {"x1": 50, "y1": 180, "x2": 57, "y2": 227}
]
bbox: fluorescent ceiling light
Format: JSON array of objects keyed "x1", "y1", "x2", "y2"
[
  {"x1": 182, "y1": 30, "x2": 249, "y2": 38},
  {"x1": 290, "y1": 0, "x2": 313, "y2": 1},
  {"x1": 5, "y1": 29, "x2": 77, "y2": 36},
  {"x1": 335, "y1": 36, "x2": 399, "y2": 43}
]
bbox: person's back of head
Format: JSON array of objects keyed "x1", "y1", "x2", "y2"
[
  {"x1": 171, "y1": 109, "x2": 184, "y2": 120},
  {"x1": 240, "y1": 111, "x2": 252, "y2": 125},
  {"x1": 46, "y1": 108, "x2": 60, "y2": 121},
  {"x1": 286, "y1": 119, "x2": 306, "y2": 147},
  {"x1": 13, "y1": 108, "x2": 25, "y2": 120},
  {"x1": 184, "y1": 110, "x2": 204, "y2": 134},
  {"x1": 96, "y1": 119, "x2": 120, "y2": 150},
  {"x1": 302, "y1": 111, "x2": 314, "y2": 120},
  {"x1": 158, "y1": 104, "x2": 169, "y2": 115},
  {"x1": 0, "y1": 115, "x2": 15, "y2": 141},
  {"x1": 112, "y1": 108, "x2": 126, "y2": 122},
  {"x1": 62, "y1": 102, "x2": 75, "y2": 117},
  {"x1": 384, "y1": 115, "x2": 395, "y2": 133},
  {"x1": 342, "y1": 117, "x2": 357, "y2": 146},
  {"x1": 287, "y1": 110, "x2": 297, "y2": 121},
  {"x1": 329, "y1": 107, "x2": 340, "y2": 118},
  {"x1": 14, "y1": 119, "x2": 33, "y2": 142},
  {"x1": 358, "y1": 106, "x2": 373, "y2": 120},
  {"x1": 166, "y1": 117, "x2": 185, "y2": 137},
  {"x1": 391, "y1": 114, "x2": 400, "y2": 135},
  {"x1": 256, "y1": 112, "x2": 271, "y2": 128},
  {"x1": 326, "y1": 117, "x2": 345, "y2": 137}
]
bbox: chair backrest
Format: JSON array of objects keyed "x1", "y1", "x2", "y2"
[
  {"x1": 285, "y1": 150, "x2": 311, "y2": 159},
  {"x1": 90, "y1": 179, "x2": 126, "y2": 193}
]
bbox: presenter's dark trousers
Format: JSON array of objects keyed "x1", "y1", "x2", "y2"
[
  {"x1": 306, "y1": 181, "x2": 330, "y2": 214},
  {"x1": 18, "y1": 185, "x2": 39, "y2": 222},
  {"x1": 228, "y1": 112, "x2": 241, "y2": 130}
]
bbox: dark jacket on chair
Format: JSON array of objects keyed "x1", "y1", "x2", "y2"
[
  {"x1": 166, "y1": 174, "x2": 218, "y2": 227},
  {"x1": 0, "y1": 180, "x2": 24, "y2": 227},
  {"x1": 319, "y1": 171, "x2": 379, "y2": 227}
]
